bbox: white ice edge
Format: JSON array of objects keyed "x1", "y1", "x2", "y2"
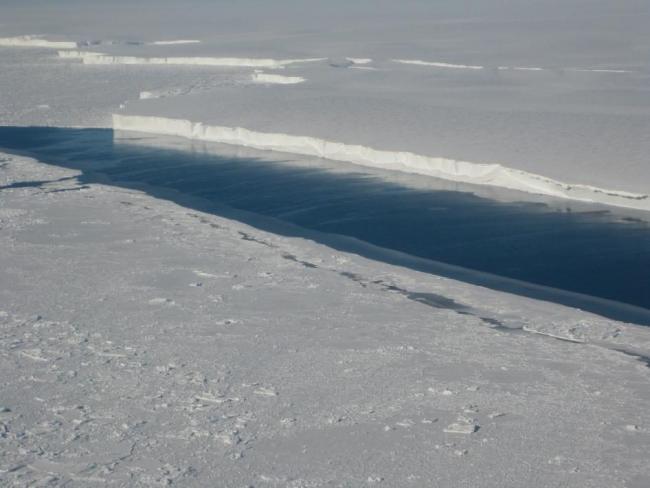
[
  {"x1": 568, "y1": 68, "x2": 632, "y2": 74},
  {"x1": 0, "y1": 36, "x2": 78, "y2": 50},
  {"x1": 498, "y1": 66, "x2": 545, "y2": 72},
  {"x1": 149, "y1": 40, "x2": 201, "y2": 45},
  {"x1": 251, "y1": 72, "x2": 306, "y2": 84},
  {"x1": 112, "y1": 115, "x2": 649, "y2": 211},
  {"x1": 394, "y1": 59, "x2": 484, "y2": 70},
  {"x1": 57, "y1": 50, "x2": 104, "y2": 59},
  {"x1": 58, "y1": 50, "x2": 325, "y2": 69},
  {"x1": 396, "y1": 59, "x2": 633, "y2": 74}
]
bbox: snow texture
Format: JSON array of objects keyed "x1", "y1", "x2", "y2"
[
  {"x1": 1, "y1": 151, "x2": 649, "y2": 487},
  {"x1": 1, "y1": 1, "x2": 649, "y2": 484}
]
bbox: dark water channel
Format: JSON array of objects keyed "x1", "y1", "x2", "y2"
[{"x1": 1, "y1": 127, "x2": 648, "y2": 324}]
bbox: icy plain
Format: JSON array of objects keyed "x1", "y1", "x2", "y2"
[
  {"x1": 1, "y1": 0, "x2": 649, "y2": 486},
  {"x1": 2, "y1": 1, "x2": 649, "y2": 206}
]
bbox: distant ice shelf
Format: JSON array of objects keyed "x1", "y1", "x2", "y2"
[
  {"x1": 395, "y1": 58, "x2": 633, "y2": 74},
  {"x1": 112, "y1": 114, "x2": 650, "y2": 212},
  {"x1": 0, "y1": 35, "x2": 78, "y2": 49},
  {"x1": 58, "y1": 50, "x2": 325, "y2": 69},
  {"x1": 568, "y1": 68, "x2": 632, "y2": 74}
]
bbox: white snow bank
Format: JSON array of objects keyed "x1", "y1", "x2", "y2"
[
  {"x1": 112, "y1": 114, "x2": 650, "y2": 211},
  {"x1": 394, "y1": 59, "x2": 484, "y2": 70},
  {"x1": 0, "y1": 35, "x2": 77, "y2": 50},
  {"x1": 58, "y1": 50, "x2": 325, "y2": 69},
  {"x1": 251, "y1": 72, "x2": 306, "y2": 85}
]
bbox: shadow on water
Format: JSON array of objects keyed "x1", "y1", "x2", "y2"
[{"x1": 1, "y1": 126, "x2": 649, "y2": 325}]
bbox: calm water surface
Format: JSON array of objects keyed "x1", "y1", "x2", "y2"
[{"x1": 1, "y1": 127, "x2": 648, "y2": 322}]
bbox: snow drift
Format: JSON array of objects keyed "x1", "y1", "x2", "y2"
[{"x1": 112, "y1": 114, "x2": 649, "y2": 211}]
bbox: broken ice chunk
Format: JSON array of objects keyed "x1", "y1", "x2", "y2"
[{"x1": 444, "y1": 416, "x2": 478, "y2": 434}]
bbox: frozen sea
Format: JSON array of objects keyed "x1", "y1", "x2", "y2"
[{"x1": 1, "y1": 2, "x2": 649, "y2": 485}]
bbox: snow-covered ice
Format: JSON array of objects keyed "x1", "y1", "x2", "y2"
[
  {"x1": 1, "y1": 150, "x2": 649, "y2": 486},
  {"x1": 1, "y1": 0, "x2": 649, "y2": 485},
  {"x1": 0, "y1": 35, "x2": 77, "y2": 50},
  {"x1": 3, "y1": 1, "x2": 649, "y2": 205},
  {"x1": 58, "y1": 50, "x2": 326, "y2": 69}
]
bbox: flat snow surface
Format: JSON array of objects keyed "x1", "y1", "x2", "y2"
[{"x1": 1, "y1": 152, "x2": 650, "y2": 487}]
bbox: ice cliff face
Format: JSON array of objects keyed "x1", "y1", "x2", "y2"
[{"x1": 112, "y1": 114, "x2": 649, "y2": 211}]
